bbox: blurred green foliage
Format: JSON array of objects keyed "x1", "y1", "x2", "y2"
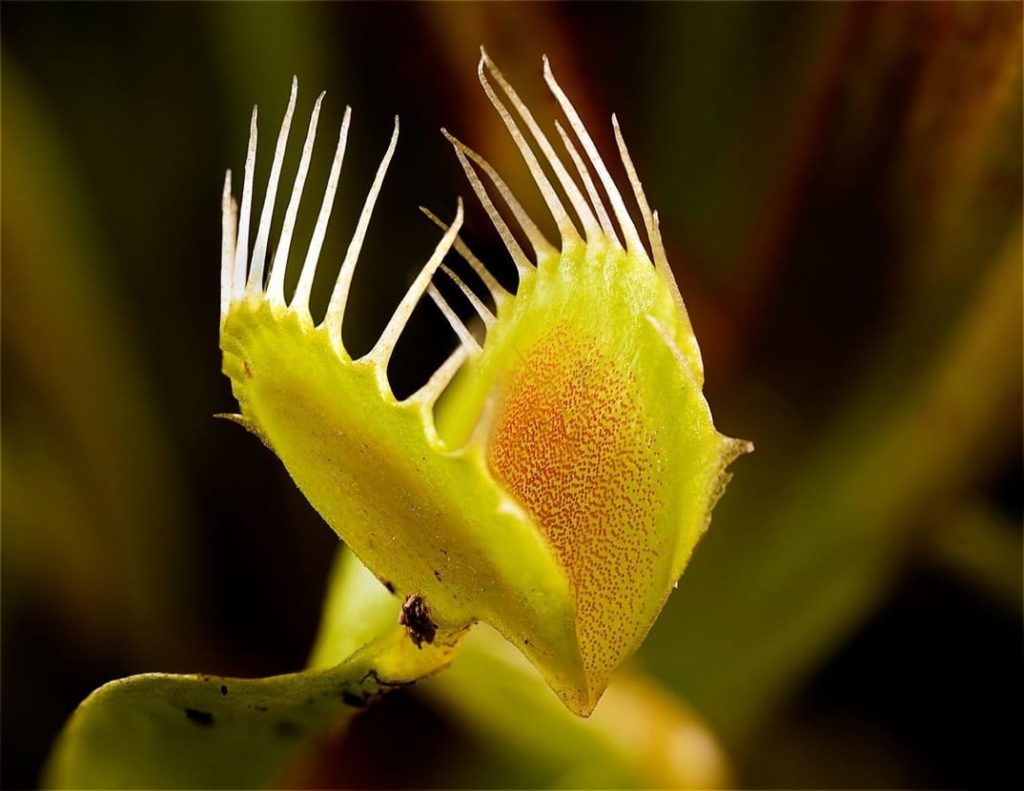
[{"x1": 3, "y1": 2, "x2": 1021, "y2": 788}]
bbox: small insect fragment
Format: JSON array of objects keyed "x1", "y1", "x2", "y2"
[{"x1": 399, "y1": 594, "x2": 437, "y2": 648}]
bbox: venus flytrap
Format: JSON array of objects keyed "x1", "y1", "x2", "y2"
[
  {"x1": 46, "y1": 54, "x2": 750, "y2": 791},
  {"x1": 220, "y1": 54, "x2": 750, "y2": 716}
]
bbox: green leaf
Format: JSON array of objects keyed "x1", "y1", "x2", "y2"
[{"x1": 44, "y1": 626, "x2": 457, "y2": 789}]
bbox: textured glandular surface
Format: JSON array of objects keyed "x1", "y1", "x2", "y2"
[{"x1": 488, "y1": 322, "x2": 662, "y2": 688}]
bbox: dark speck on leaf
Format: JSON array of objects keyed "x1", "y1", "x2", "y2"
[
  {"x1": 185, "y1": 708, "x2": 214, "y2": 726},
  {"x1": 342, "y1": 691, "x2": 367, "y2": 707},
  {"x1": 383, "y1": 580, "x2": 396, "y2": 594},
  {"x1": 433, "y1": 569, "x2": 442, "y2": 581},
  {"x1": 399, "y1": 594, "x2": 437, "y2": 648},
  {"x1": 220, "y1": 685, "x2": 228, "y2": 696},
  {"x1": 253, "y1": 704, "x2": 269, "y2": 712}
]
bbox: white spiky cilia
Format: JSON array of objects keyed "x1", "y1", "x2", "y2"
[
  {"x1": 220, "y1": 55, "x2": 701, "y2": 403},
  {"x1": 219, "y1": 52, "x2": 746, "y2": 716}
]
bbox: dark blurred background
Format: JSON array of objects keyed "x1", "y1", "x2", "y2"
[{"x1": 2, "y1": 2, "x2": 1021, "y2": 788}]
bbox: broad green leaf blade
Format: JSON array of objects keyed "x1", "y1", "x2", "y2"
[{"x1": 44, "y1": 628, "x2": 457, "y2": 790}]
